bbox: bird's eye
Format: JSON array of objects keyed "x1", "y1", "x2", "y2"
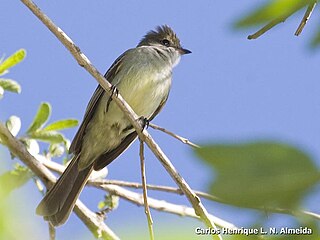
[{"x1": 161, "y1": 39, "x2": 170, "y2": 47}]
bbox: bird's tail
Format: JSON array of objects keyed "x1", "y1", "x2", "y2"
[{"x1": 36, "y1": 155, "x2": 93, "y2": 226}]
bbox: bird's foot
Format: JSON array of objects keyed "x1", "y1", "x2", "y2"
[
  {"x1": 106, "y1": 85, "x2": 119, "y2": 112},
  {"x1": 138, "y1": 116, "x2": 149, "y2": 131}
]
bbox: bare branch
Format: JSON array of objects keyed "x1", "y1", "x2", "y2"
[
  {"x1": 0, "y1": 122, "x2": 119, "y2": 240},
  {"x1": 92, "y1": 179, "x2": 223, "y2": 203},
  {"x1": 101, "y1": 184, "x2": 237, "y2": 230},
  {"x1": 20, "y1": 0, "x2": 217, "y2": 233},
  {"x1": 40, "y1": 156, "x2": 237, "y2": 229},
  {"x1": 295, "y1": 2, "x2": 317, "y2": 36},
  {"x1": 149, "y1": 123, "x2": 200, "y2": 148},
  {"x1": 248, "y1": 16, "x2": 288, "y2": 40},
  {"x1": 139, "y1": 139, "x2": 154, "y2": 240},
  {"x1": 261, "y1": 207, "x2": 320, "y2": 221},
  {"x1": 94, "y1": 180, "x2": 320, "y2": 221},
  {"x1": 42, "y1": 158, "x2": 320, "y2": 222}
]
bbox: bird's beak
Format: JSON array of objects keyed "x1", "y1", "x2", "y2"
[{"x1": 179, "y1": 48, "x2": 192, "y2": 55}]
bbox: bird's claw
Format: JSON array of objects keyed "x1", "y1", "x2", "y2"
[
  {"x1": 106, "y1": 85, "x2": 119, "y2": 112},
  {"x1": 138, "y1": 116, "x2": 149, "y2": 131}
]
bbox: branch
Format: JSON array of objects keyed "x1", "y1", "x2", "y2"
[
  {"x1": 295, "y1": 2, "x2": 317, "y2": 36},
  {"x1": 92, "y1": 179, "x2": 223, "y2": 203},
  {"x1": 149, "y1": 123, "x2": 200, "y2": 148},
  {"x1": 248, "y1": 16, "x2": 289, "y2": 40},
  {"x1": 40, "y1": 155, "x2": 237, "y2": 229},
  {"x1": 73, "y1": 201, "x2": 118, "y2": 239},
  {"x1": 139, "y1": 139, "x2": 154, "y2": 240},
  {"x1": 261, "y1": 207, "x2": 320, "y2": 221},
  {"x1": 20, "y1": 0, "x2": 217, "y2": 234},
  {"x1": 42, "y1": 158, "x2": 320, "y2": 222},
  {"x1": 100, "y1": 184, "x2": 237, "y2": 230},
  {"x1": 93, "y1": 180, "x2": 320, "y2": 222},
  {"x1": 0, "y1": 122, "x2": 119, "y2": 240},
  {"x1": 0, "y1": 123, "x2": 56, "y2": 185}
]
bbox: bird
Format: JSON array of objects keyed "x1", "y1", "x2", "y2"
[{"x1": 36, "y1": 25, "x2": 191, "y2": 226}]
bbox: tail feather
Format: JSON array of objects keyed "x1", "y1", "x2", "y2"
[{"x1": 36, "y1": 155, "x2": 93, "y2": 226}]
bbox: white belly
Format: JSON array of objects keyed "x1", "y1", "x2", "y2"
[{"x1": 118, "y1": 68, "x2": 172, "y2": 118}]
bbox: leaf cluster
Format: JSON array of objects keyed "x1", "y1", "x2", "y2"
[{"x1": 0, "y1": 50, "x2": 78, "y2": 196}]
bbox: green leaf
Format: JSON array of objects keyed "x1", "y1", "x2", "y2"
[
  {"x1": 44, "y1": 119, "x2": 78, "y2": 131},
  {"x1": 0, "y1": 49, "x2": 26, "y2": 74},
  {"x1": 0, "y1": 79, "x2": 21, "y2": 93},
  {"x1": 0, "y1": 164, "x2": 32, "y2": 196},
  {"x1": 27, "y1": 102, "x2": 51, "y2": 133},
  {"x1": 195, "y1": 141, "x2": 320, "y2": 209},
  {"x1": 234, "y1": 0, "x2": 313, "y2": 28},
  {"x1": 29, "y1": 130, "x2": 65, "y2": 144},
  {"x1": 6, "y1": 115, "x2": 21, "y2": 137}
]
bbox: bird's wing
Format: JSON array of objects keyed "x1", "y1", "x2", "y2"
[
  {"x1": 93, "y1": 131, "x2": 137, "y2": 170},
  {"x1": 69, "y1": 50, "x2": 130, "y2": 154}
]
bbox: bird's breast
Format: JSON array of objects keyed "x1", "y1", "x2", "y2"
[{"x1": 116, "y1": 63, "x2": 172, "y2": 118}]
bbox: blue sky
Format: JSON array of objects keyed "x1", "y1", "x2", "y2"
[{"x1": 2, "y1": 1, "x2": 320, "y2": 239}]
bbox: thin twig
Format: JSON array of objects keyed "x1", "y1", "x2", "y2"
[
  {"x1": 40, "y1": 157, "x2": 237, "y2": 229},
  {"x1": 41, "y1": 158, "x2": 220, "y2": 201},
  {"x1": 49, "y1": 223, "x2": 55, "y2": 240},
  {"x1": 139, "y1": 139, "x2": 154, "y2": 240},
  {"x1": 92, "y1": 179, "x2": 223, "y2": 203},
  {"x1": 295, "y1": 2, "x2": 317, "y2": 36},
  {"x1": 248, "y1": 16, "x2": 289, "y2": 40},
  {"x1": 139, "y1": 135, "x2": 220, "y2": 239},
  {"x1": 0, "y1": 122, "x2": 119, "y2": 240},
  {"x1": 42, "y1": 159, "x2": 320, "y2": 222},
  {"x1": 262, "y1": 207, "x2": 320, "y2": 221},
  {"x1": 93, "y1": 180, "x2": 320, "y2": 221},
  {"x1": 20, "y1": 0, "x2": 217, "y2": 234},
  {"x1": 149, "y1": 123, "x2": 200, "y2": 148},
  {"x1": 101, "y1": 184, "x2": 238, "y2": 230}
]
